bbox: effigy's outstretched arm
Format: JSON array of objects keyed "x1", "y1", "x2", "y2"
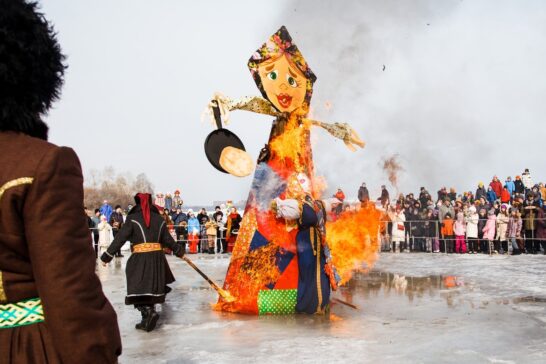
[
  {"x1": 205, "y1": 92, "x2": 278, "y2": 125},
  {"x1": 305, "y1": 118, "x2": 365, "y2": 152}
]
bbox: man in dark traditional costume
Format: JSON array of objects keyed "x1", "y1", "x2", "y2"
[
  {"x1": 101, "y1": 193, "x2": 185, "y2": 332},
  {"x1": 0, "y1": 1, "x2": 121, "y2": 362}
]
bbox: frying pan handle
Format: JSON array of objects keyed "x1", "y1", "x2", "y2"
[{"x1": 211, "y1": 100, "x2": 223, "y2": 130}]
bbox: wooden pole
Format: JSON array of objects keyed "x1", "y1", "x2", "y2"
[{"x1": 182, "y1": 256, "x2": 235, "y2": 302}]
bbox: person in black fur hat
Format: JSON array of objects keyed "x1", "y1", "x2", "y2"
[
  {"x1": 0, "y1": 0, "x2": 65, "y2": 139},
  {"x1": 0, "y1": 1, "x2": 121, "y2": 362},
  {"x1": 101, "y1": 193, "x2": 186, "y2": 332}
]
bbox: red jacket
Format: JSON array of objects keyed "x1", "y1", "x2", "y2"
[
  {"x1": 490, "y1": 180, "x2": 503, "y2": 198},
  {"x1": 335, "y1": 191, "x2": 345, "y2": 201},
  {"x1": 500, "y1": 188, "x2": 511, "y2": 203}
]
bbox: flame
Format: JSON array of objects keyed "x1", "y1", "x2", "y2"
[
  {"x1": 311, "y1": 175, "x2": 328, "y2": 200},
  {"x1": 326, "y1": 203, "x2": 381, "y2": 285},
  {"x1": 269, "y1": 114, "x2": 310, "y2": 172},
  {"x1": 216, "y1": 103, "x2": 380, "y2": 314}
]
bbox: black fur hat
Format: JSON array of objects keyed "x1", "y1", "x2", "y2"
[{"x1": 0, "y1": 0, "x2": 66, "y2": 140}]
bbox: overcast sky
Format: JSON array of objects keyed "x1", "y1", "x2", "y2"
[{"x1": 41, "y1": 0, "x2": 545, "y2": 205}]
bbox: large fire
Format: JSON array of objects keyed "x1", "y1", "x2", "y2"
[
  {"x1": 326, "y1": 203, "x2": 381, "y2": 285},
  {"x1": 216, "y1": 103, "x2": 380, "y2": 314}
]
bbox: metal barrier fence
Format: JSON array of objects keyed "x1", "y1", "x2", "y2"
[
  {"x1": 376, "y1": 218, "x2": 546, "y2": 255},
  {"x1": 88, "y1": 226, "x2": 230, "y2": 254},
  {"x1": 88, "y1": 218, "x2": 546, "y2": 255}
]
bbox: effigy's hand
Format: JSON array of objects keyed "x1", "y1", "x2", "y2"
[
  {"x1": 333, "y1": 123, "x2": 365, "y2": 151},
  {"x1": 343, "y1": 124, "x2": 365, "y2": 151},
  {"x1": 203, "y1": 92, "x2": 232, "y2": 125},
  {"x1": 309, "y1": 120, "x2": 365, "y2": 151}
]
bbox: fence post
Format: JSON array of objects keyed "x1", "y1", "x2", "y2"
[{"x1": 408, "y1": 221, "x2": 415, "y2": 252}]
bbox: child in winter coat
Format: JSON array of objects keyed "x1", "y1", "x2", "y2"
[
  {"x1": 187, "y1": 210, "x2": 200, "y2": 254},
  {"x1": 477, "y1": 208, "x2": 488, "y2": 253},
  {"x1": 500, "y1": 187, "x2": 511, "y2": 204},
  {"x1": 482, "y1": 209, "x2": 497, "y2": 254},
  {"x1": 465, "y1": 206, "x2": 479, "y2": 253},
  {"x1": 441, "y1": 213, "x2": 455, "y2": 253},
  {"x1": 389, "y1": 206, "x2": 406, "y2": 253},
  {"x1": 496, "y1": 204, "x2": 510, "y2": 254},
  {"x1": 536, "y1": 206, "x2": 546, "y2": 254},
  {"x1": 205, "y1": 220, "x2": 218, "y2": 254},
  {"x1": 486, "y1": 187, "x2": 497, "y2": 204},
  {"x1": 507, "y1": 209, "x2": 522, "y2": 255},
  {"x1": 97, "y1": 215, "x2": 112, "y2": 256},
  {"x1": 453, "y1": 212, "x2": 467, "y2": 253},
  {"x1": 215, "y1": 215, "x2": 227, "y2": 253}
]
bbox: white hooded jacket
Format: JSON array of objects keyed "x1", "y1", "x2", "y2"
[{"x1": 465, "y1": 207, "x2": 479, "y2": 238}]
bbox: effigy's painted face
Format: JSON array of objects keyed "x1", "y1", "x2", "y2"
[{"x1": 258, "y1": 54, "x2": 307, "y2": 113}]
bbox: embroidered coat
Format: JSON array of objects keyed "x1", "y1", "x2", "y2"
[{"x1": 0, "y1": 132, "x2": 121, "y2": 363}]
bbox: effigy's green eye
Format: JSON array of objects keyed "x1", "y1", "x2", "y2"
[
  {"x1": 287, "y1": 75, "x2": 298, "y2": 88},
  {"x1": 267, "y1": 71, "x2": 278, "y2": 80}
]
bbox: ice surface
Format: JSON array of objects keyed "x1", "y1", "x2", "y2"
[{"x1": 97, "y1": 253, "x2": 546, "y2": 363}]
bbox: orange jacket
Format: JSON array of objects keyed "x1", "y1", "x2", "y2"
[
  {"x1": 335, "y1": 191, "x2": 345, "y2": 201},
  {"x1": 441, "y1": 218, "x2": 454, "y2": 236}
]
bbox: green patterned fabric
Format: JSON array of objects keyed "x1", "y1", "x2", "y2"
[
  {"x1": 0, "y1": 297, "x2": 44, "y2": 329},
  {"x1": 258, "y1": 289, "x2": 297, "y2": 315}
]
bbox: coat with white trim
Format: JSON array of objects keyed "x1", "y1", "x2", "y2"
[{"x1": 100, "y1": 206, "x2": 185, "y2": 305}]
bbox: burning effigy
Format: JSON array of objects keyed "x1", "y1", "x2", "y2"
[{"x1": 204, "y1": 26, "x2": 380, "y2": 315}]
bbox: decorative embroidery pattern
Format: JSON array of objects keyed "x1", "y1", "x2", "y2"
[
  {"x1": 0, "y1": 272, "x2": 5, "y2": 303},
  {"x1": 258, "y1": 289, "x2": 297, "y2": 315},
  {"x1": 0, "y1": 177, "x2": 34, "y2": 303},
  {"x1": 0, "y1": 177, "x2": 34, "y2": 201},
  {"x1": 0, "y1": 298, "x2": 44, "y2": 329},
  {"x1": 133, "y1": 242, "x2": 162, "y2": 253}
]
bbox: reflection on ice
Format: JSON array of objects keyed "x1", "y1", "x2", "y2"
[{"x1": 98, "y1": 253, "x2": 546, "y2": 363}]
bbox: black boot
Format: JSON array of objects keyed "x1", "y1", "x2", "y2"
[
  {"x1": 143, "y1": 306, "x2": 159, "y2": 332},
  {"x1": 135, "y1": 305, "x2": 148, "y2": 330}
]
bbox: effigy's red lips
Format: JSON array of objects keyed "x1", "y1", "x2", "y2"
[{"x1": 277, "y1": 93, "x2": 292, "y2": 108}]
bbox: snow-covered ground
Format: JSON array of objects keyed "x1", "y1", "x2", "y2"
[{"x1": 97, "y1": 253, "x2": 546, "y2": 364}]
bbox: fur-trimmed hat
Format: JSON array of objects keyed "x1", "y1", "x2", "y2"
[{"x1": 0, "y1": 0, "x2": 66, "y2": 140}]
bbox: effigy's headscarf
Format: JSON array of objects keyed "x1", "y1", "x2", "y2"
[{"x1": 248, "y1": 26, "x2": 317, "y2": 110}]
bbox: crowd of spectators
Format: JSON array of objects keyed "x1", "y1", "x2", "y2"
[
  {"x1": 86, "y1": 197, "x2": 242, "y2": 256},
  {"x1": 359, "y1": 169, "x2": 546, "y2": 255},
  {"x1": 86, "y1": 168, "x2": 545, "y2": 257}
]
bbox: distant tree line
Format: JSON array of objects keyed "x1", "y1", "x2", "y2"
[{"x1": 84, "y1": 166, "x2": 154, "y2": 209}]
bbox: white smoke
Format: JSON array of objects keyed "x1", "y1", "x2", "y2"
[{"x1": 278, "y1": 0, "x2": 546, "y2": 200}]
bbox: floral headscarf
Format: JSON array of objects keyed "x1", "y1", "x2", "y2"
[{"x1": 248, "y1": 26, "x2": 317, "y2": 110}]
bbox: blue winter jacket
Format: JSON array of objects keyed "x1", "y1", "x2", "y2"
[
  {"x1": 100, "y1": 204, "x2": 113, "y2": 221},
  {"x1": 187, "y1": 217, "x2": 200, "y2": 235},
  {"x1": 486, "y1": 190, "x2": 497, "y2": 203},
  {"x1": 505, "y1": 181, "x2": 515, "y2": 196}
]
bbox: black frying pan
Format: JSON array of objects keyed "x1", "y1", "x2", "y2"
[{"x1": 204, "y1": 100, "x2": 246, "y2": 174}]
